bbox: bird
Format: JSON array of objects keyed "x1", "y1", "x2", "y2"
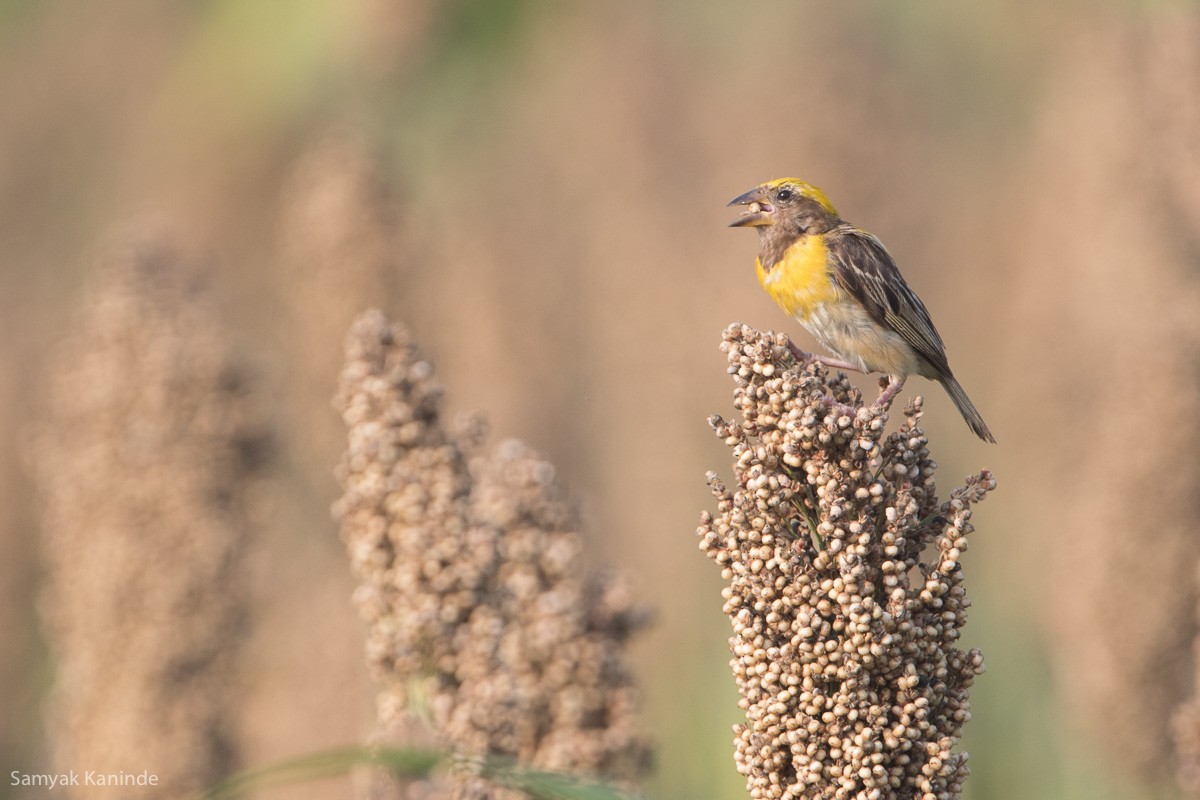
[{"x1": 728, "y1": 178, "x2": 994, "y2": 443}]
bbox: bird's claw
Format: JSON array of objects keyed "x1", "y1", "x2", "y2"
[
  {"x1": 874, "y1": 376, "x2": 905, "y2": 409},
  {"x1": 787, "y1": 339, "x2": 813, "y2": 363},
  {"x1": 817, "y1": 394, "x2": 857, "y2": 418}
]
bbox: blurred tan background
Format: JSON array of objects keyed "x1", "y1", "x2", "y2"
[{"x1": 4, "y1": 1, "x2": 1200, "y2": 798}]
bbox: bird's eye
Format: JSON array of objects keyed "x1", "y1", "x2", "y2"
[{"x1": 776, "y1": 187, "x2": 794, "y2": 202}]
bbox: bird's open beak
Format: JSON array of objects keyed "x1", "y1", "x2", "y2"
[{"x1": 727, "y1": 186, "x2": 774, "y2": 227}]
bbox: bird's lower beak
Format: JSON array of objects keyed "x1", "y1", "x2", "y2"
[{"x1": 727, "y1": 187, "x2": 774, "y2": 227}]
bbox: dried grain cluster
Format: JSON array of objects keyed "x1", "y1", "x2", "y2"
[
  {"x1": 278, "y1": 134, "x2": 403, "y2": 410},
  {"x1": 334, "y1": 310, "x2": 651, "y2": 799},
  {"x1": 699, "y1": 324, "x2": 994, "y2": 800},
  {"x1": 32, "y1": 229, "x2": 262, "y2": 799}
]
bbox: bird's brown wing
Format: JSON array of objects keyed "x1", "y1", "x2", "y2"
[{"x1": 826, "y1": 225, "x2": 952, "y2": 377}]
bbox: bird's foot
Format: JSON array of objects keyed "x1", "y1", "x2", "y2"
[
  {"x1": 787, "y1": 339, "x2": 813, "y2": 363},
  {"x1": 816, "y1": 393, "x2": 858, "y2": 418},
  {"x1": 787, "y1": 339, "x2": 865, "y2": 373},
  {"x1": 874, "y1": 376, "x2": 905, "y2": 409}
]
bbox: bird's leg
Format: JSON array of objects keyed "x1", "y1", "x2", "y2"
[
  {"x1": 786, "y1": 338, "x2": 864, "y2": 373},
  {"x1": 785, "y1": 338, "x2": 860, "y2": 415},
  {"x1": 786, "y1": 338, "x2": 812, "y2": 363},
  {"x1": 815, "y1": 393, "x2": 857, "y2": 418},
  {"x1": 811, "y1": 354, "x2": 866, "y2": 373},
  {"x1": 875, "y1": 375, "x2": 906, "y2": 408}
]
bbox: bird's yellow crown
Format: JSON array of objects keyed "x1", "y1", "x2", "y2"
[{"x1": 761, "y1": 178, "x2": 838, "y2": 216}]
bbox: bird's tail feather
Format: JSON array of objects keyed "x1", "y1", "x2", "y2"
[{"x1": 939, "y1": 374, "x2": 995, "y2": 443}]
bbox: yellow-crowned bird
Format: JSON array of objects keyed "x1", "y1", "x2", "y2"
[{"x1": 729, "y1": 178, "x2": 994, "y2": 442}]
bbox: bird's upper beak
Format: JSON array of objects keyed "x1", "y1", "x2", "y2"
[{"x1": 727, "y1": 186, "x2": 774, "y2": 227}]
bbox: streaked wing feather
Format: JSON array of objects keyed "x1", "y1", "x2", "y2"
[{"x1": 828, "y1": 226, "x2": 951, "y2": 375}]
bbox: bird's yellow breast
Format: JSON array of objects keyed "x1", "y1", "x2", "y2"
[{"x1": 756, "y1": 235, "x2": 840, "y2": 319}]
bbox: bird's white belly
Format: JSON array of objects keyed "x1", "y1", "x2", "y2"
[{"x1": 796, "y1": 302, "x2": 923, "y2": 377}]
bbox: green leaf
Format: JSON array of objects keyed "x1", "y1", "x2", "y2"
[{"x1": 197, "y1": 746, "x2": 635, "y2": 800}]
